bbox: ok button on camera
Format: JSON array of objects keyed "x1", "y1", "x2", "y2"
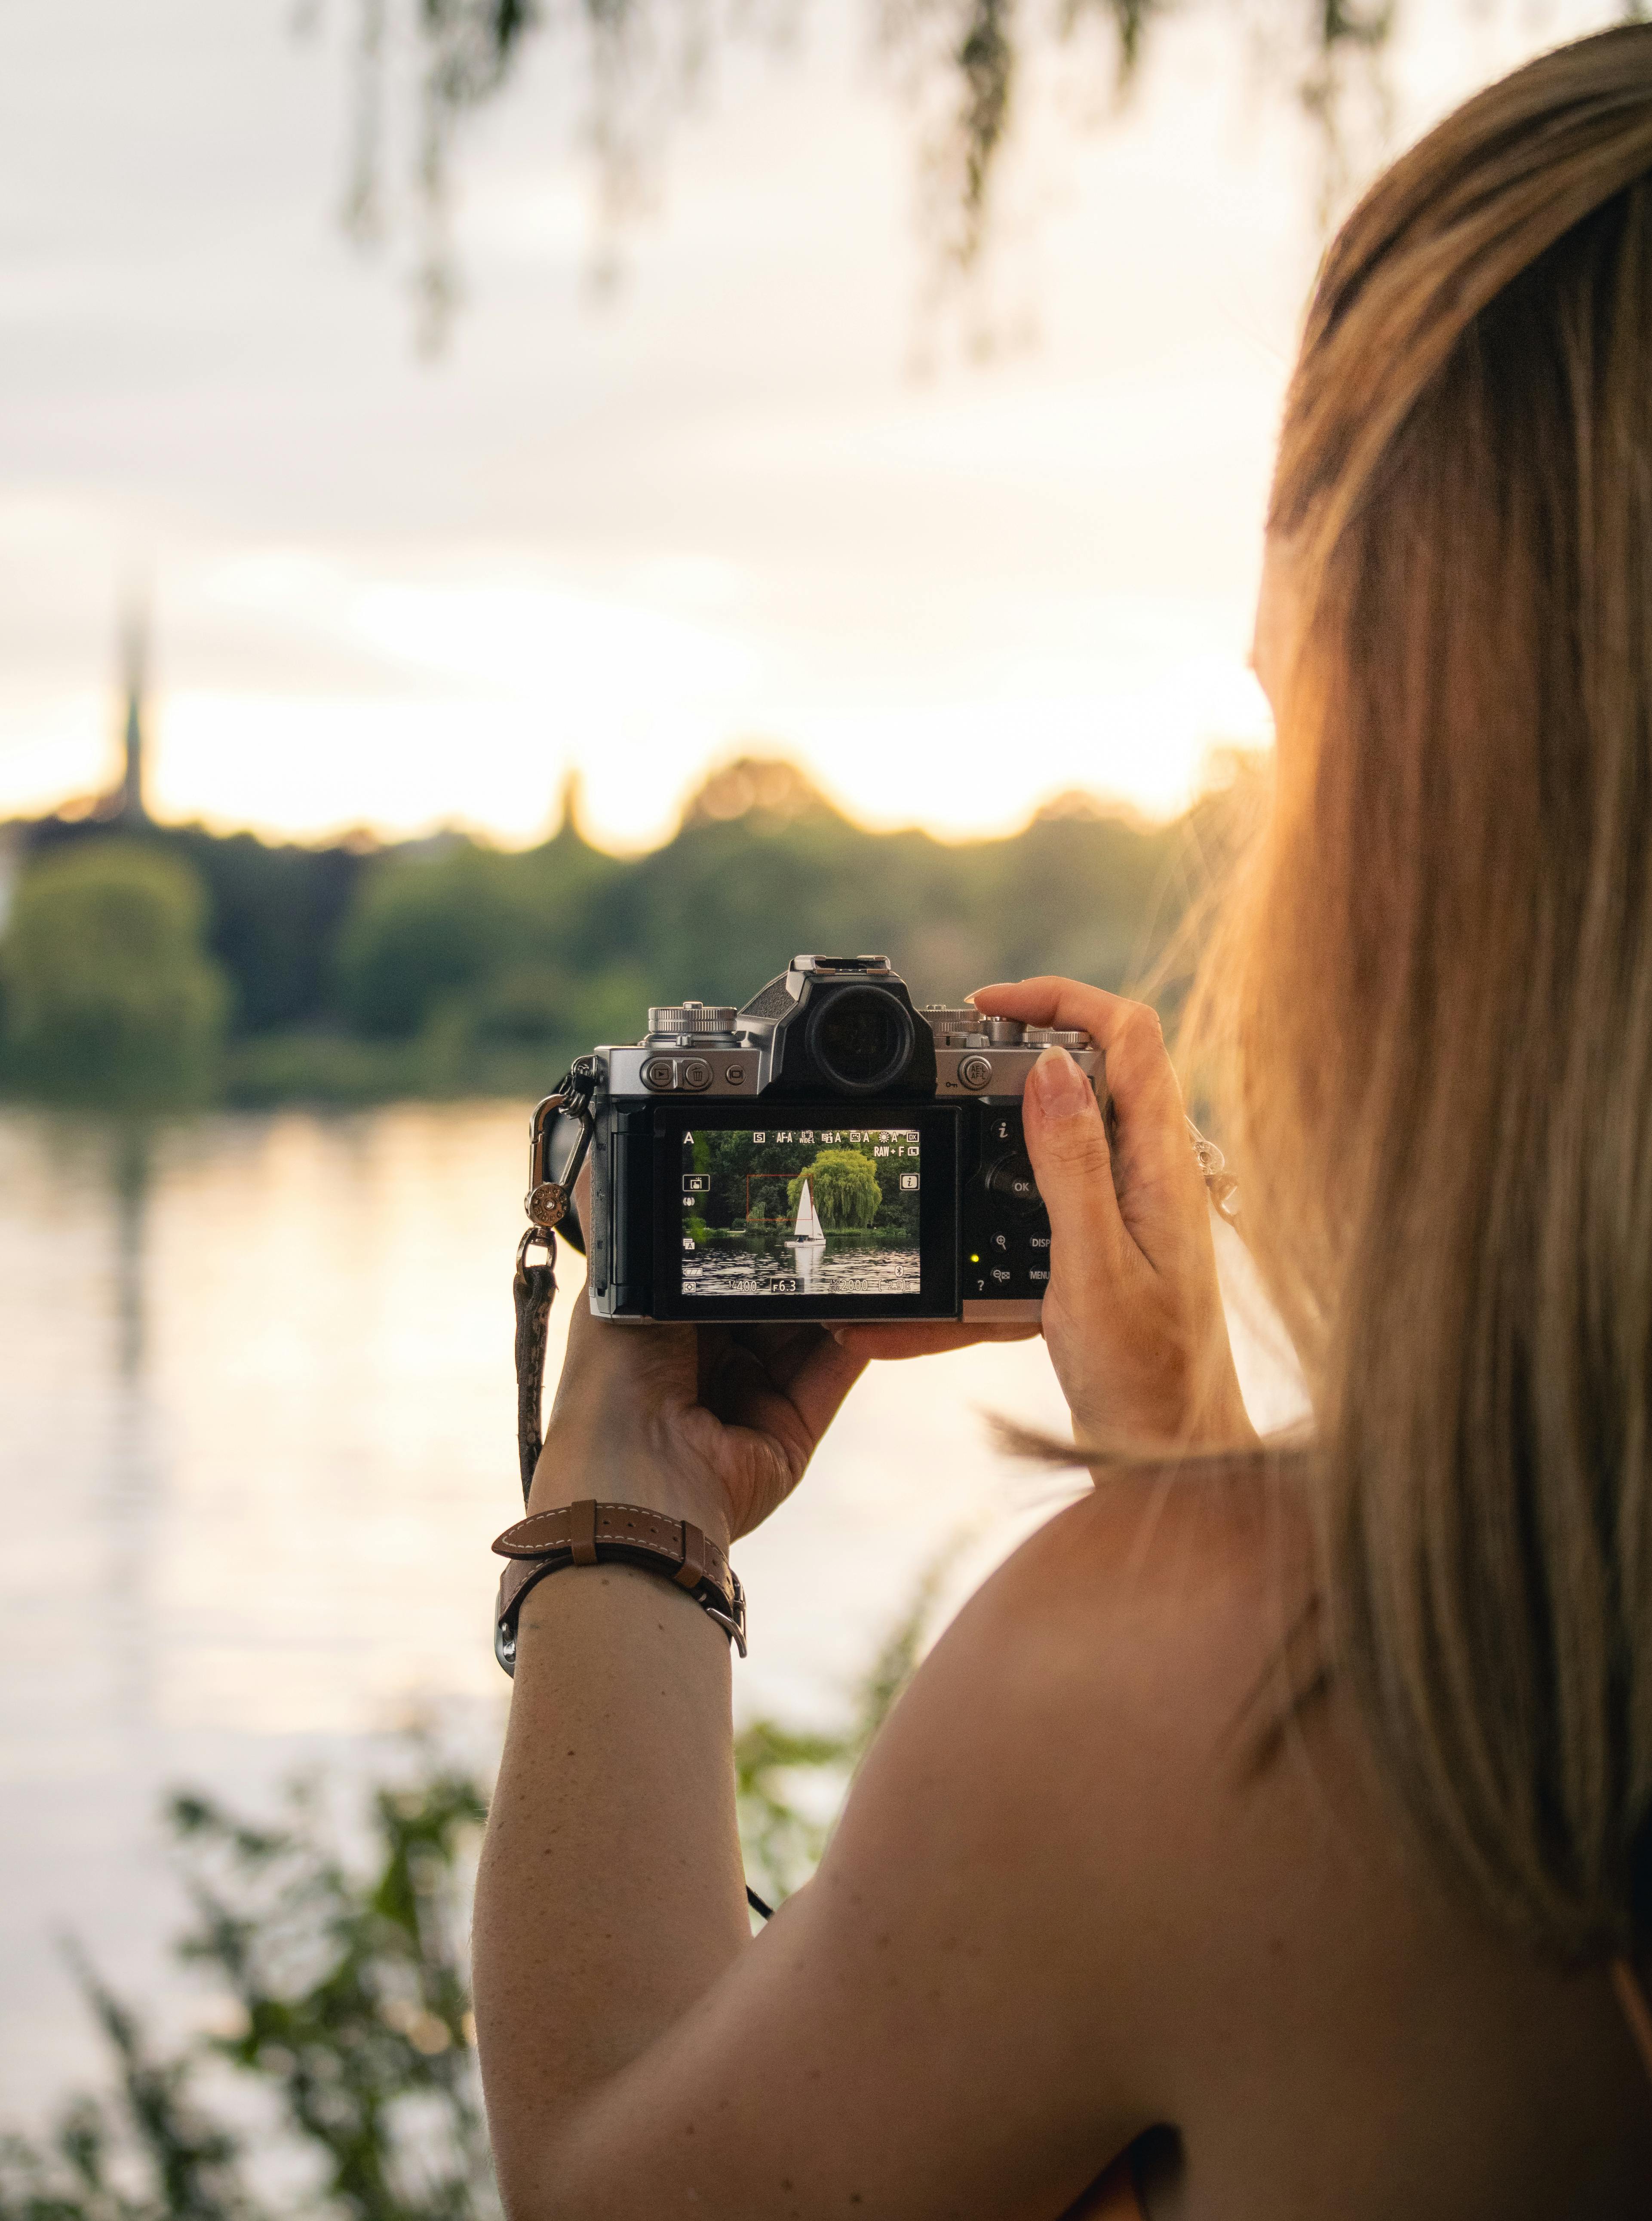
[{"x1": 986, "y1": 1150, "x2": 1043, "y2": 1217}]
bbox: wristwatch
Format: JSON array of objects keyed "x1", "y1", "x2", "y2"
[{"x1": 492, "y1": 1498, "x2": 747, "y2": 1674}]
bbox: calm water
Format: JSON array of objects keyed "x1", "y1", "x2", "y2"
[{"x1": 0, "y1": 1102, "x2": 1301, "y2": 2127}]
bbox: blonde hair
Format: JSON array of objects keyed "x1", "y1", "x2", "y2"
[{"x1": 1198, "y1": 24, "x2": 1652, "y2": 1957}]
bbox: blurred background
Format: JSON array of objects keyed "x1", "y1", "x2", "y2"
[{"x1": 0, "y1": 0, "x2": 1637, "y2": 2206}]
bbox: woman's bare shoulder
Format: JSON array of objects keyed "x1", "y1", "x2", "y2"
[
  {"x1": 808, "y1": 1465, "x2": 1650, "y2": 2218},
  {"x1": 757, "y1": 1464, "x2": 1332, "y2": 2198},
  {"x1": 816, "y1": 1464, "x2": 1332, "y2": 2040},
  {"x1": 839, "y1": 1461, "x2": 1320, "y2": 1822}
]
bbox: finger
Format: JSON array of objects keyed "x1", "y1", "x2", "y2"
[
  {"x1": 704, "y1": 1328, "x2": 868, "y2": 1467},
  {"x1": 976, "y1": 980, "x2": 1203, "y2": 1220},
  {"x1": 970, "y1": 975, "x2": 1124, "y2": 1036},
  {"x1": 1021, "y1": 1046, "x2": 1132, "y2": 1287},
  {"x1": 830, "y1": 1322, "x2": 1041, "y2": 1361},
  {"x1": 736, "y1": 1321, "x2": 866, "y2": 1414},
  {"x1": 762, "y1": 1330, "x2": 868, "y2": 1447}
]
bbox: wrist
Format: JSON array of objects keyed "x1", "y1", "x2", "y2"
[{"x1": 528, "y1": 1428, "x2": 732, "y2": 1550}]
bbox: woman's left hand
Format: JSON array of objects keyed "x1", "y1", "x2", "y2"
[{"x1": 532, "y1": 1291, "x2": 867, "y2": 1548}]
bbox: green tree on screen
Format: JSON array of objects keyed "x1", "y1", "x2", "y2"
[
  {"x1": 0, "y1": 842, "x2": 229, "y2": 1102},
  {"x1": 786, "y1": 1148, "x2": 883, "y2": 1229}
]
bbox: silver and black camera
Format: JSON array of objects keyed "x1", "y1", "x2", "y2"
[{"x1": 531, "y1": 954, "x2": 1098, "y2": 1324}]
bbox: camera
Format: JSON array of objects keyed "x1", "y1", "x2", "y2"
[{"x1": 531, "y1": 954, "x2": 1099, "y2": 1324}]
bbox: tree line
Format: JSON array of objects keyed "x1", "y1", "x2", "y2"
[{"x1": 0, "y1": 755, "x2": 1226, "y2": 1108}]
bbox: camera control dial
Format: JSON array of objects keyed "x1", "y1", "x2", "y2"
[{"x1": 647, "y1": 1004, "x2": 739, "y2": 1040}]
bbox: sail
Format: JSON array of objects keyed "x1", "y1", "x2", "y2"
[{"x1": 794, "y1": 1177, "x2": 825, "y2": 1244}]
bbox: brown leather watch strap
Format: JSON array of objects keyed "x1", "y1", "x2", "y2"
[{"x1": 492, "y1": 1499, "x2": 746, "y2": 1674}]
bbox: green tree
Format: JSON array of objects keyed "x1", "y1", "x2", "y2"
[
  {"x1": 787, "y1": 1147, "x2": 882, "y2": 1229},
  {"x1": 0, "y1": 842, "x2": 229, "y2": 1103},
  {"x1": 334, "y1": 845, "x2": 533, "y2": 1041},
  {"x1": 333, "y1": 809, "x2": 636, "y2": 1067},
  {"x1": 26, "y1": 821, "x2": 369, "y2": 1039}
]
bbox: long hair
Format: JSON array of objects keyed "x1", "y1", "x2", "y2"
[{"x1": 1191, "y1": 24, "x2": 1652, "y2": 1957}]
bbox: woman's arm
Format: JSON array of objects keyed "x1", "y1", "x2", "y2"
[
  {"x1": 472, "y1": 1311, "x2": 865, "y2": 2194},
  {"x1": 473, "y1": 1526, "x2": 746, "y2": 2178}
]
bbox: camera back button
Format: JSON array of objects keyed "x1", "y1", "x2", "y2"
[{"x1": 986, "y1": 1152, "x2": 1043, "y2": 1215}]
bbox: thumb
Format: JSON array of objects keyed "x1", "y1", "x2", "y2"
[{"x1": 1022, "y1": 1046, "x2": 1127, "y2": 1278}]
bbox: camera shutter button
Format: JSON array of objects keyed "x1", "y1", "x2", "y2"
[{"x1": 958, "y1": 1054, "x2": 993, "y2": 1090}]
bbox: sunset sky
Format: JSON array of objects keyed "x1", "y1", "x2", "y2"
[{"x1": 0, "y1": 1, "x2": 1627, "y2": 852}]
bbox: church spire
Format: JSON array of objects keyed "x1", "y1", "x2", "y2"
[
  {"x1": 550, "y1": 767, "x2": 585, "y2": 845},
  {"x1": 114, "y1": 596, "x2": 150, "y2": 824}
]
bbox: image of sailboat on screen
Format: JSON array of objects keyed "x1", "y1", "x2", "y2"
[{"x1": 791, "y1": 1177, "x2": 826, "y2": 1284}]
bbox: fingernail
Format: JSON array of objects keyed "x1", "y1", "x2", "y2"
[{"x1": 1030, "y1": 1044, "x2": 1092, "y2": 1118}]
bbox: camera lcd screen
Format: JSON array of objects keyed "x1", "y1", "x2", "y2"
[{"x1": 679, "y1": 1124, "x2": 923, "y2": 1300}]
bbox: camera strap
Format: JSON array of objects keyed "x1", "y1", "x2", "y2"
[
  {"x1": 513, "y1": 1065, "x2": 599, "y2": 1504},
  {"x1": 513, "y1": 1224, "x2": 559, "y2": 1504}
]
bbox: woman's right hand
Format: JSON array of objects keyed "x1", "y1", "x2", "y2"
[{"x1": 841, "y1": 977, "x2": 1253, "y2": 1452}]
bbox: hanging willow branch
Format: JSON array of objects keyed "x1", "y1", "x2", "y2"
[{"x1": 310, "y1": 0, "x2": 1643, "y2": 352}]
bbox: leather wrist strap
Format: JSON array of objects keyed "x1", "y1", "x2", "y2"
[{"x1": 492, "y1": 1498, "x2": 747, "y2": 1674}]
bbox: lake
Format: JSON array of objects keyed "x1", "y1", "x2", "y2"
[{"x1": 0, "y1": 1101, "x2": 1301, "y2": 2128}]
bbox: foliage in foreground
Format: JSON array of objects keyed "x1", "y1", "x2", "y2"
[{"x1": 0, "y1": 1566, "x2": 951, "y2": 2221}]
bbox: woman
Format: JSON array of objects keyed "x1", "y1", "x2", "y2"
[{"x1": 472, "y1": 26, "x2": 1652, "y2": 2214}]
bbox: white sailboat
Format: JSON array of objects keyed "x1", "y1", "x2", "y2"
[
  {"x1": 790, "y1": 1178, "x2": 826, "y2": 1287},
  {"x1": 793, "y1": 1177, "x2": 826, "y2": 1249}
]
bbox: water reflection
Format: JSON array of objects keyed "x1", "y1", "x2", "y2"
[{"x1": 104, "y1": 1118, "x2": 157, "y2": 1738}]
